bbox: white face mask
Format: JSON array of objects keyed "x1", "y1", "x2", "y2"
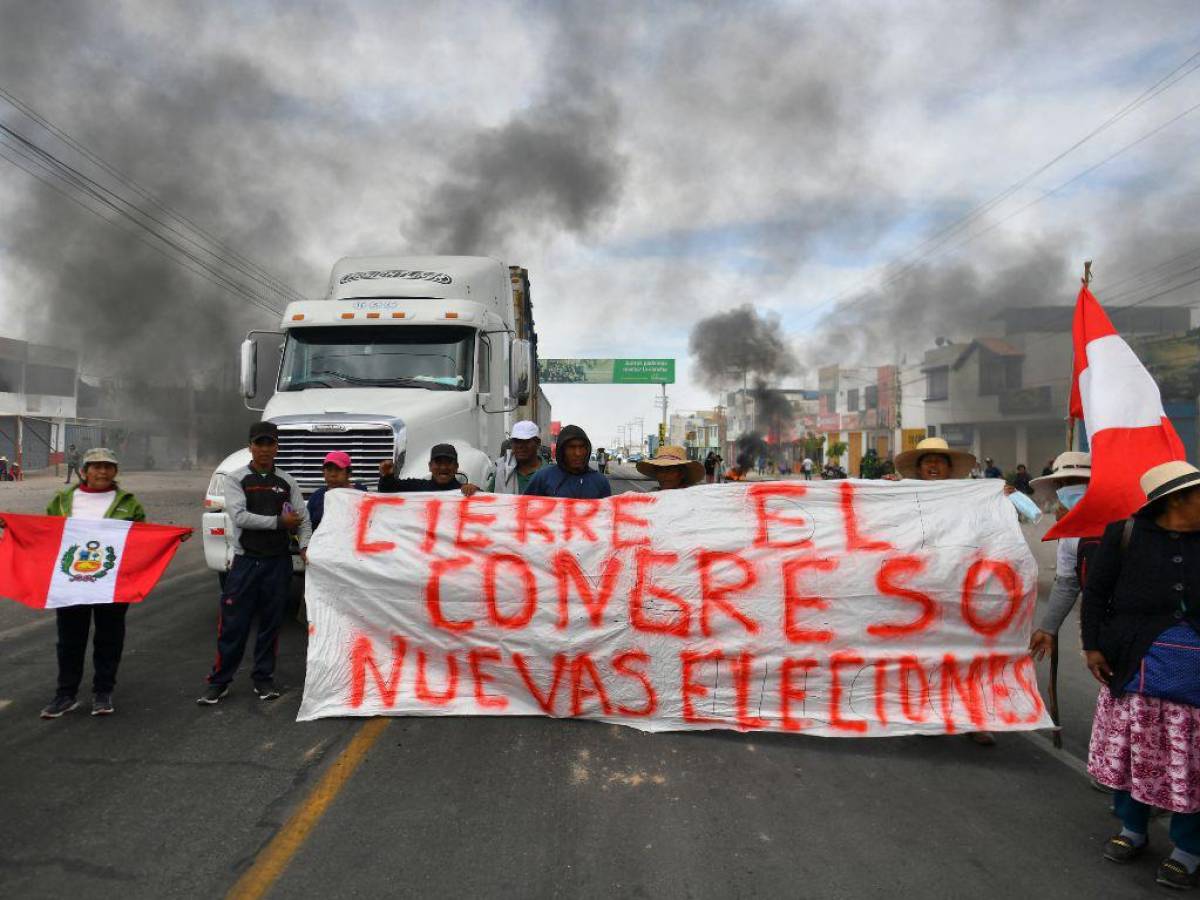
[{"x1": 1056, "y1": 484, "x2": 1087, "y2": 510}]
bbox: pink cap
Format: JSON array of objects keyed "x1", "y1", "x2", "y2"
[{"x1": 323, "y1": 451, "x2": 352, "y2": 469}]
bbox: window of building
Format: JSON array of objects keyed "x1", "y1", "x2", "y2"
[
  {"x1": 979, "y1": 353, "x2": 1022, "y2": 395},
  {"x1": 864, "y1": 385, "x2": 878, "y2": 409},
  {"x1": 24, "y1": 364, "x2": 75, "y2": 397},
  {"x1": 925, "y1": 367, "x2": 949, "y2": 401},
  {"x1": 0, "y1": 358, "x2": 21, "y2": 393},
  {"x1": 846, "y1": 388, "x2": 859, "y2": 412}
]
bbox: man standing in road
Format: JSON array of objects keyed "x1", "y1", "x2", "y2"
[
  {"x1": 524, "y1": 425, "x2": 611, "y2": 499},
  {"x1": 983, "y1": 457, "x2": 1003, "y2": 479},
  {"x1": 487, "y1": 421, "x2": 545, "y2": 495},
  {"x1": 802, "y1": 456, "x2": 814, "y2": 480},
  {"x1": 596, "y1": 446, "x2": 609, "y2": 475},
  {"x1": 197, "y1": 421, "x2": 309, "y2": 705},
  {"x1": 377, "y1": 443, "x2": 480, "y2": 495},
  {"x1": 64, "y1": 444, "x2": 81, "y2": 484}
]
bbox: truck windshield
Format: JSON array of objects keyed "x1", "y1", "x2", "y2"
[{"x1": 278, "y1": 325, "x2": 474, "y2": 391}]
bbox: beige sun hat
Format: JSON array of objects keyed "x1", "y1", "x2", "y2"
[
  {"x1": 1139, "y1": 460, "x2": 1200, "y2": 509},
  {"x1": 893, "y1": 437, "x2": 976, "y2": 479},
  {"x1": 636, "y1": 445, "x2": 705, "y2": 486},
  {"x1": 1029, "y1": 451, "x2": 1091, "y2": 503}
]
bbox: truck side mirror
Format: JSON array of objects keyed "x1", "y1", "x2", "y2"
[
  {"x1": 240, "y1": 338, "x2": 258, "y2": 400},
  {"x1": 510, "y1": 339, "x2": 532, "y2": 405}
]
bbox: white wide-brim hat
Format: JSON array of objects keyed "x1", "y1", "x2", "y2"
[
  {"x1": 1139, "y1": 460, "x2": 1200, "y2": 510},
  {"x1": 894, "y1": 437, "x2": 976, "y2": 479},
  {"x1": 1029, "y1": 451, "x2": 1091, "y2": 503}
]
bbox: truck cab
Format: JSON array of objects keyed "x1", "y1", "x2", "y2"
[{"x1": 202, "y1": 255, "x2": 541, "y2": 574}]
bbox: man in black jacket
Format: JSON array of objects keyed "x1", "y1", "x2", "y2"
[
  {"x1": 197, "y1": 421, "x2": 309, "y2": 706},
  {"x1": 378, "y1": 444, "x2": 479, "y2": 495}
]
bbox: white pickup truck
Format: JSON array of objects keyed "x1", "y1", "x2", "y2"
[{"x1": 202, "y1": 255, "x2": 545, "y2": 575}]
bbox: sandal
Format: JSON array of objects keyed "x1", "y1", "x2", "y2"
[
  {"x1": 1157, "y1": 858, "x2": 1200, "y2": 890},
  {"x1": 968, "y1": 731, "x2": 996, "y2": 747},
  {"x1": 1103, "y1": 835, "x2": 1148, "y2": 864}
]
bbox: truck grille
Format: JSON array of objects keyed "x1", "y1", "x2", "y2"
[{"x1": 276, "y1": 425, "x2": 394, "y2": 494}]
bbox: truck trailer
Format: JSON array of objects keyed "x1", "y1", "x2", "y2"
[{"x1": 201, "y1": 255, "x2": 545, "y2": 575}]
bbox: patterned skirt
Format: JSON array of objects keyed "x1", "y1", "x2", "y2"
[{"x1": 1088, "y1": 687, "x2": 1200, "y2": 814}]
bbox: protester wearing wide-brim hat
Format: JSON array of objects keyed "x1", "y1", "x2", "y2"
[
  {"x1": 893, "y1": 437, "x2": 976, "y2": 480},
  {"x1": 636, "y1": 445, "x2": 705, "y2": 488},
  {"x1": 1080, "y1": 458, "x2": 1200, "y2": 888},
  {"x1": 1029, "y1": 450, "x2": 1092, "y2": 504},
  {"x1": 1136, "y1": 460, "x2": 1200, "y2": 512}
]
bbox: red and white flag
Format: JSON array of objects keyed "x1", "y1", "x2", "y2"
[
  {"x1": 1045, "y1": 284, "x2": 1186, "y2": 540},
  {"x1": 0, "y1": 513, "x2": 191, "y2": 609}
]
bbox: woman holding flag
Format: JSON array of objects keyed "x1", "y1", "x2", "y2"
[
  {"x1": 1082, "y1": 462, "x2": 1200, "y2": 890},
  {"x1": 39, "y1": 448, "x2": 147, "y2": 719}
]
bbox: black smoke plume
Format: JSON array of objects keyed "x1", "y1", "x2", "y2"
[
  {"x1": 736, "y1": 433, "x2": 769, "y2": 470},
  {"x1": 688, "y1": 304, "x2": 798, "y2": 387},
  {"x1": 406, "y1": 8, "x2": 627, "y2": 255},
  {"x1": 751, "y1": 378, "x2": 794, "y2": 443},
  {"x1": 407, "y1": 94, "x2": 625, "y2": 255}
]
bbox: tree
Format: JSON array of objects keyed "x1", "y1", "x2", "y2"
[{"x1": 828, "y1": 441, "x2": 848, "y2": 464}]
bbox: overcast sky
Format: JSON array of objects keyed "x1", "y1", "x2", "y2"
[{"x1": 2, "y1": 1, "x2": 1199, "y2": 449}]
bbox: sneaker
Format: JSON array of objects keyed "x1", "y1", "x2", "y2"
[
  {"x1": 1156, "y1": 858, "x2": 1199, "y2": 889},
  {"x1": 968, "y1": 731, "x2": 997, "y2": 747},
  {"x1": 196, "y1": 684, "x2": 230, "y2": 705},
  {"x1": 254, "y1": 682, "x2": 282, "y2": 701},
  {"x1": 40, "y1": 694, "x2": 78, "y2": 719},
  {"x1": 91, "y1": 693, "x2": 114, "y2": 716}
]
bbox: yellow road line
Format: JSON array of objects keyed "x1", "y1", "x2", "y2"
[{"x1": 227, "y1": 717, "x2": 391, "y2": 900}]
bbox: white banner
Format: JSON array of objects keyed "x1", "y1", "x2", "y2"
[{"x1": 298, "y1": 480, "x2": 1052, "y2": 737}]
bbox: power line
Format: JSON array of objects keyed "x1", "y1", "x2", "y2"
[
  {"x1": 801, "y1": 44, "x2": 1200, "y2": 326},
  {"x1": 0, "y1": 136, "x2": 285, "y2": 318},
  {"x1": 0, "y1": 84, "x2": 305, "y2": 305},
  {"x1": 0, "y1": 121, "x2": 292, "y2": 313}
]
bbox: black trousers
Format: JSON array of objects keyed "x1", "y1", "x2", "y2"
[
  {"x1": 207, "y1": 554, "x2": 292, "y2": 686},
  {"x1": 55, "y1": 604, "x2": 129, "y2": 696}
]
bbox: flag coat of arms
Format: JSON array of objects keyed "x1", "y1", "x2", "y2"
[{"x1": 0, "y1": 513, "x2": 190, "y2": 609}]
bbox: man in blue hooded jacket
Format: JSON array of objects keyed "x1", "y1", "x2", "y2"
[{"x1": 524, "y1": 424, "x2": 611, "y2": 499}]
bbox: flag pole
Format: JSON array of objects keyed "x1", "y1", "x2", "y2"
[{"x1": 1048, "y1": 259, "x2": 1091, "y2": 749}]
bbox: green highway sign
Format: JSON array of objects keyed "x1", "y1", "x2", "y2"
[{"x1": 538, "y1": 358, "x2": 675, "y2": 385}]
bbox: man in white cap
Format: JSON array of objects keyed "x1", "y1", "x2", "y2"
[{"x1": 487, "y1": 420, "x2": 545, "y2": 495}]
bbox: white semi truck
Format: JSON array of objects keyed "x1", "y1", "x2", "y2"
[{"x1": 201, "y1": 255, "x2": 546, "y2": 575}]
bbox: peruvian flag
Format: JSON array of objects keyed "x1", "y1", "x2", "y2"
[
  {"x1": 1045, "y1": 284, "x2": 1186, "y2": 540},
  {"x1": 0, "y1": 513, "x2": 191, "y2": 609}
]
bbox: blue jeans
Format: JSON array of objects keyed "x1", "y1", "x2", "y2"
[{"x1": 1115, "y1": 790, "x2": 1200, "y2": 854}]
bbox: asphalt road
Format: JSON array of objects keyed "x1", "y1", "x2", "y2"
[{"x1": 0, "y1": 470, "x2": 1171, "y2": 898}]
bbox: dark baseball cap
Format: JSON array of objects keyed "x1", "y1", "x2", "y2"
[
  {"x1": 429, "y1": 443, "x2": 458, "y2": 462},
  {"x1": 249, "y1": 421, "x2": 279, "y2": 442}
]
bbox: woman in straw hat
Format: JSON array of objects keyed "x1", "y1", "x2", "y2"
[
  {"x1": 1082, "y1": 461, "x2": 1200, "y2": 889},
  {"x1": 892, "y1": 436, "x2": 976, "y2": 481},
  {"x1": 893, "y1": 437, "x2": 1000, "y2": 746},
  {"x1": 636, "y1": 446, "x2": 705, "y2": 491},
  {"x1": 1028, "y1": 452, "x2": 1093, "y2": 661}
]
